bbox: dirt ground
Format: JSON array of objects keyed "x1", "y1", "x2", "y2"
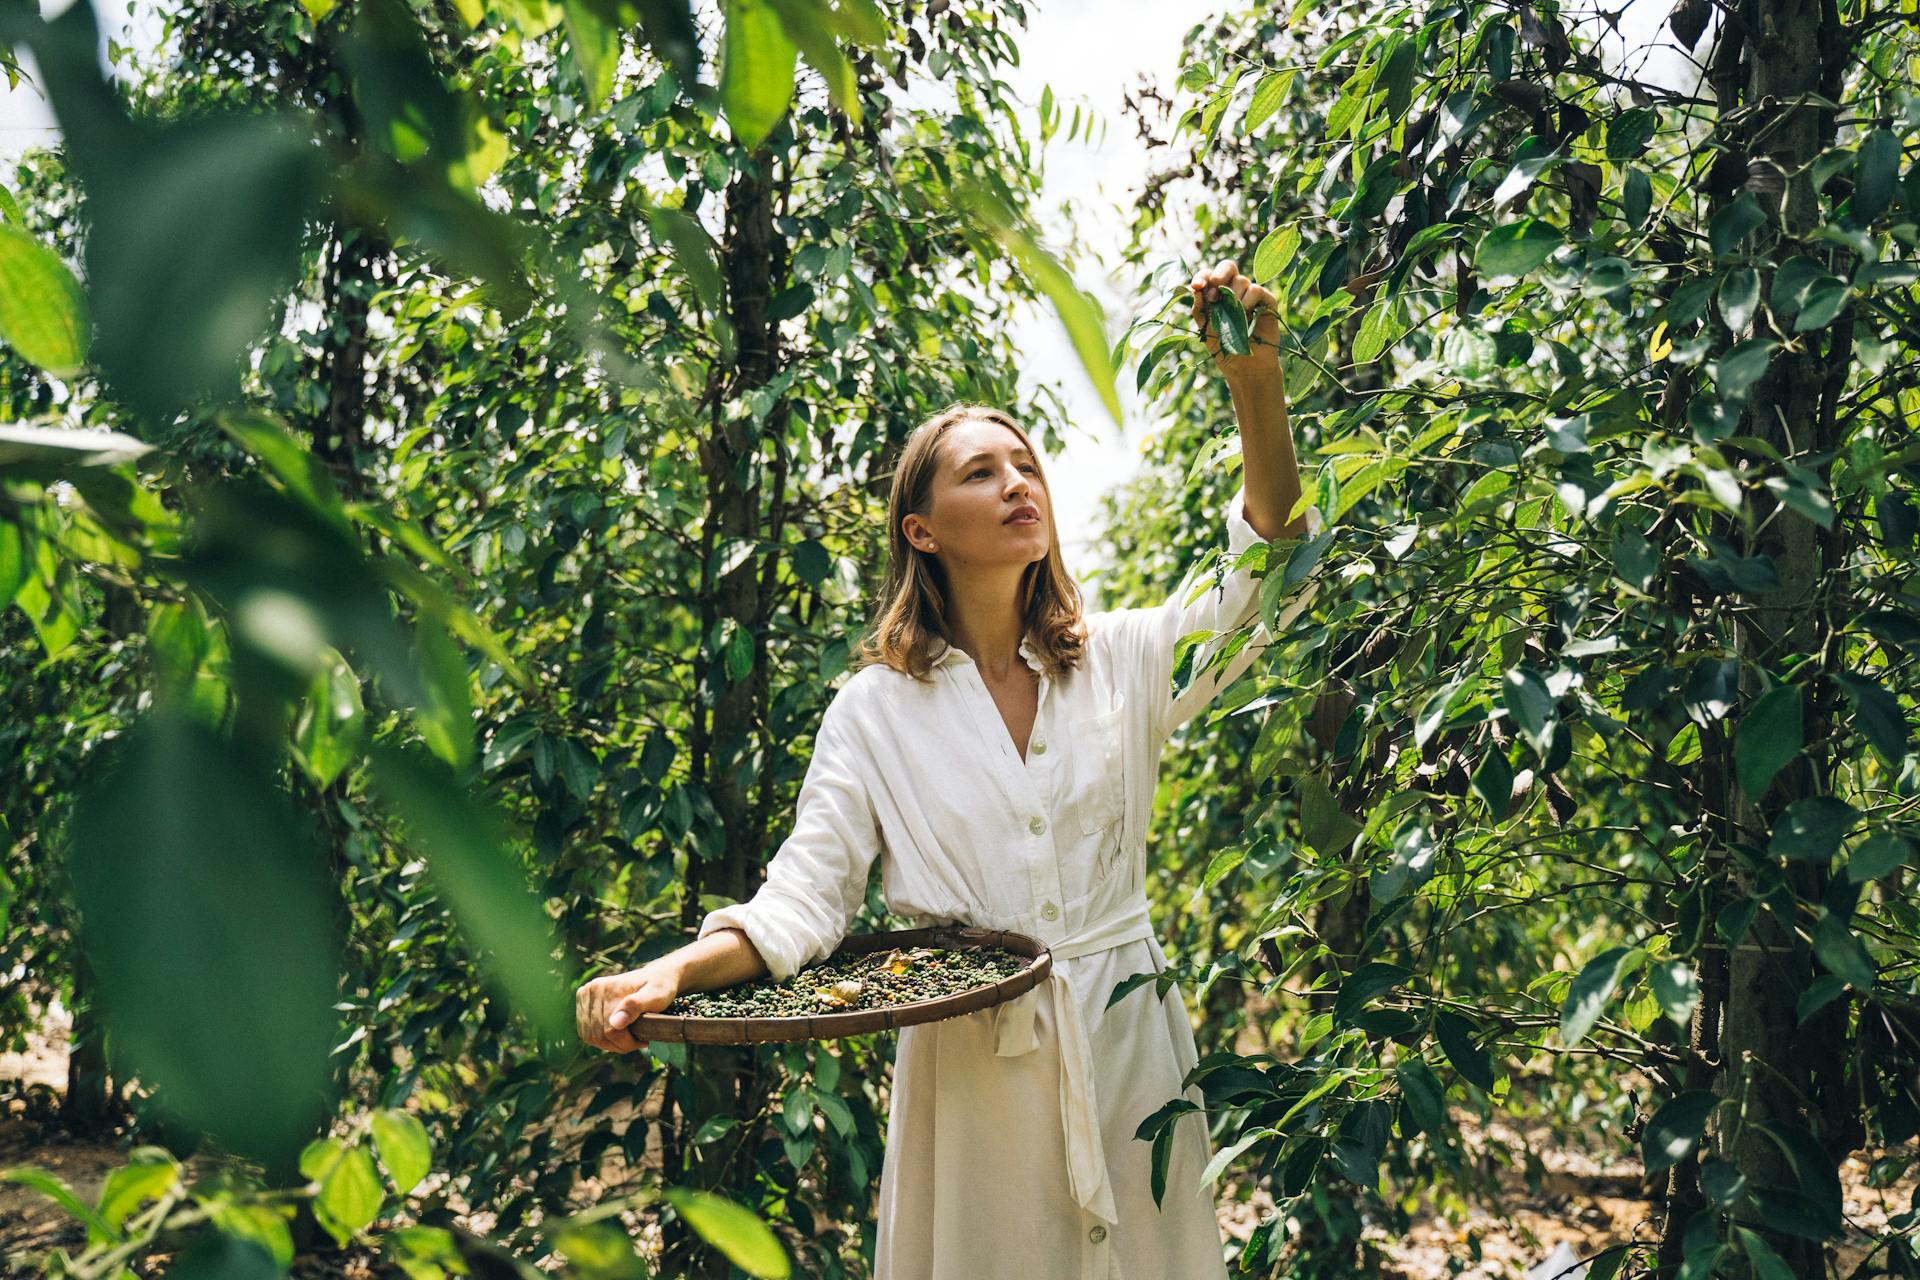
[{"x1": 3, "y1": 1005, "x2": 1912, "y2": 1279}]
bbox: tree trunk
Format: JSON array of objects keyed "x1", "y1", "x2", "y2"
[
  {"x1": 61, "y1": 952, "x2": 112, "y2": 1132},
  {"x1": 1669, "y1": 0, "x2": 1852, "y2": 1272},
  {"x1": 666, "y1": 143, "x2": 788, "y2": 1280}
]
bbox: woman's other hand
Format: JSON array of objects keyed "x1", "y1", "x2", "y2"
[
  {"x1": 1190, "y1": 257, "x2": 1282, "y2": 386},
  {"x1": 575, "y1": 961, "x2": 680, "y2": 1054}
]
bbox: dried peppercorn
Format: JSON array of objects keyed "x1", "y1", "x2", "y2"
[{"x1": 664, "y1": 944, "x2": 1028, "y2": 1019}]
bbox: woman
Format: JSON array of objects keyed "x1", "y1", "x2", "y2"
[{"x1": 576, "y1": 258, "x2": 1331, "y2": 1278}]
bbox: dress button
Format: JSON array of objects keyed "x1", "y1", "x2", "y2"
[
  {"x1": 1029, "y1": 815, "x2": 1047, "y2": 835},
  {"x1": 1089, "y1": 1225, "x2": 1107, "y2": 1243},
  {"x1": 1031, "y1": 738, "x2": 1047, "y2": 755},
  {"x1": 1041, "y1": 901, "x2": 1059, "y2": 921}
]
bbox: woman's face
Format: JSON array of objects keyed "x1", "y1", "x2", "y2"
[{"x1": 902, "y1": 420, "x2": 1051, "y2": 571}]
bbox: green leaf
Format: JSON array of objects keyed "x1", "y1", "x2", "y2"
[
  {"x1": 370, "y1": 1109, "x2": 433, "y2": 1196},
  {"x1": 1244, "y1": 70, "x2": 1295, "y2": 134},
  {"x1": 1735, "y1": 683, "x2": 1802, "y2": 798},
  {"x1": 1708, "y1": 191, "x2": 1766, "y2": 257},
  {"x1": 1701, "y1": 1158, "x2": 1748, "y2": 1206},
  {"x1": 1469, "y1": 743, "x2": 1514, "y2": 819},
  {"x1": 95, "y1": 1152, "x2": 180, "y2": 1236},
  {"x1": 1796, "y1": 974, "x2": 1848, "y2": 1024},
  {"x1": 1714, "y1": 338, "x2": 1776, "y2": 399},
  {"x1": 1757, "y1": 1121, "x2": 1844, "y2": 1232},
  {"x1": 205, "y1": 1203, "x2": 295, "y2": 1269},
  {"x1": 1208, "y1": 289, "x2": 1250, "y2": 356},
  {"x1": 1376, "y1": 36, "x2": 1415, "y2": 122},
  {"x1": 812, "y1": 0, "x2": 885, "y2": 48},
  {"x1": 951, "y1": 176, "x2": 1121, "y2": 424},
  {"x1": 646, "y1": 207, "x2": 724, "y2": 315},
  {"x1": 11, "y1": 0, "x2": 324, "y2": 423},
  {"x1": 0, "y1": 521, "x2": 24, "y2": 608},
  {"x1": 1767, "y1": 796, "x2": 1858, "y2": 863},
  {"x1": 1605, "y1": 107, "x2": 1658, "y2": 159},
  {"x1": 1678, "y1": 1245, "x2": 1726, "y2": 1280},
  {"x1": 0, "y1": 223, "x2": 88, "y2": 376},
  {"x1": 1332, "y1": 961, "x2": 1412, "y2": 1026},
  {"x1": 1442, "y1": 325, "x2": 1496, "y2": 378},
  {"x1": 0, "y1": 1167, "x2": 117, "y2": 1242},
  {"x1": 662, "y1": 1188, "x2": 790, "y2": 1278},
  {"x1": 1252, "y1": 226, "x2": 1299, "y2": 282},
  {"x1": 1298, "y1": 773, "x2": 1364, "y2": 857},
  {"x1": 1559, "y1": 945, "x2": 1643, "y2": 1048},
  {"x1": 66, "y1": 713, "x2": 342, "y2": 1171},
  {"x1": 1718, "y1": 267, "x2": 1759, "y2": 332},
  {"x1": 1770, "y1": 254, "x2": 1825, "y2": 314},
  {"x1": 1476, "y1": 218, "x2": 1563, "y2": 278},
  {"x1": 314, "y1": 1144, "x2": 385, "y2": 1245},
  {"x1": 720, "y1": 0, "x2": 798, "y2": 150},
  {"x1": 1649, "y1": 959, "x2": 1700, "y2": 1028},
  {"x1": 1413, "y1": 669, "x2": 1472, "y2": 748},
  {"x1": 549, "y1": 1218, "x2": 651, "y2": 1280},
  {"x1": 1491, "y1": 136, "x2": 1558, "y2": 207},
  {"x1": 625, "y1": 0, "x2": 703, "y2": 86},
  {"x1": 563, "y1": 0, "x2": 620, "y2": 107},
  {"x1": 1846, "y1": 832, "x2": 1913, "y2": 883},
  {"x1": 1622, "y1": 169, "x2": 1651, "y2": 228},
  {"x1": 1200, "y1": 1125, "x2": 1275, "y2": 1188},
  {"x1": 370, "y1": 747, "x2": 575, "y2": 1044},
  {"x1": 767, "y1": 0, "x2": 861, "y2": 125},
  {"x1": 1642, "y1": 1091, "x2": 1717, "y2": 1171},
  {"x1": 809, "y1": 1087, "x2": 854, "y2": 1138},
  {"x1": 1395, "y1": 1059, "x2": 1447, "y2": 1135},
  {"x1": 292, "y1": 652, "x2": 367, "y2": 789},
  {"x1": 1793, "y1": 277, "x2": 1849, "y2": 330},
  {"x1": 1854, "y1": 128, "x2": 1900, "y2": 222},
  {"x1": 1587, "y1": 1245, "x2": 1632, "y2": 1280},
  {"x1": 1812, "y1": 915, "x2": 1874, "y2": 987},
  {"x1": 1736, "y1": 1227, "x2": 1797, "y2": 1280},
  {"x1": 1433, "y1": 1011, "x2": 1496, "y2": 1092},
  {"x1": 1502, "y1": 665, "x2": 1557, "y2": 757},
  {"x1": 1352, "y1": 298, "x2": 1398, "y2": 362},
  {"x1": 165, "y1": 1232, "x2": 281, "y2": 1280},
  {"x1": 1833, "y1": 672, "x2": 1910, "y2": 767},
  {"x1": 1372, "y1": 813, "x2": 1436, "y2": 900},
  {"x1": 411, "y1": 616, "x2": 474, "y2": 769}
]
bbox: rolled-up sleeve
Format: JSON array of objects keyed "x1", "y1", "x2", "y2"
[
  {"x1": 1149, "y1": 481, "x2": 1330, "y2": 739},
  {"x1": 696, "y1": 691, "x2": 883, "y2": 982}
]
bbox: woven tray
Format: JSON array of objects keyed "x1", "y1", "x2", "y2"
[{"x1": 627, "y1": 926, "x2": 1052, "y2": 1045}]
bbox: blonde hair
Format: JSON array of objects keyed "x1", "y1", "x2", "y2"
[{"x1": 852, "y1": 403, "x2": 1089, "y2": 683}]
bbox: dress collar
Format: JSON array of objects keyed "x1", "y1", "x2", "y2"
[{"x1": 930, "y1": 630, "x2": 1045, "y2": 675}]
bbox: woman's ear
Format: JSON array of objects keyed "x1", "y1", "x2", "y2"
[{"x1": 902, "y1": 514, "x2": 937, "y2": 554}]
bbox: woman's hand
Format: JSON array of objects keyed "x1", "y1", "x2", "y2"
[
  {"x1": 575, "y1": 961, "x2": 681, "y2": 1054},
  {"x1": 1190, "y1": 257, "x2": 1282, "y2": 386}
]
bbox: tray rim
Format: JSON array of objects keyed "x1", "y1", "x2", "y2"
[{"x1": 624, "y1": 925, "x2": 1054, "y2": 1045}]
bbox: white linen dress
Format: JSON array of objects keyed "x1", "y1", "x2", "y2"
[{"x1": 698, "y1": 482, "x2": 1329, "y2": 1280}]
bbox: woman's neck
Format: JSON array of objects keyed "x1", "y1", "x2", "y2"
[{"x1": 944, "y1": 564, "x2": 1032, "y2": 679}]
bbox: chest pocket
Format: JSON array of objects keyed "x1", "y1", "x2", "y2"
[{"x1": 1066, "y1": 692, "x2": 1127, "y2": 835}]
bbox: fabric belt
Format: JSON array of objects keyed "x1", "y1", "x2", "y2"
[{"x1": 988, "y1": 895, "x2": 1156, "y2": 1224}]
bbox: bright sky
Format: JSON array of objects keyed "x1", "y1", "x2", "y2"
[{"x1": 0, "y1": 0, "x2": 1699, "y2": 591}]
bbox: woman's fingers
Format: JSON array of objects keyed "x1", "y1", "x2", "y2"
[{"x1": 575, "y1": 975, "x2": 636, "y2": 1052}]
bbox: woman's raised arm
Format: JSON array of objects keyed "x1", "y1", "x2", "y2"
[{"x1": 1191, "y1": 256, "x2": 1313, "y2": 541}]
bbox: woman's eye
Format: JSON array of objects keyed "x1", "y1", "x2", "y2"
[{"x1": 969, "y1": 468, "x2": 988, "y2": 479}]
